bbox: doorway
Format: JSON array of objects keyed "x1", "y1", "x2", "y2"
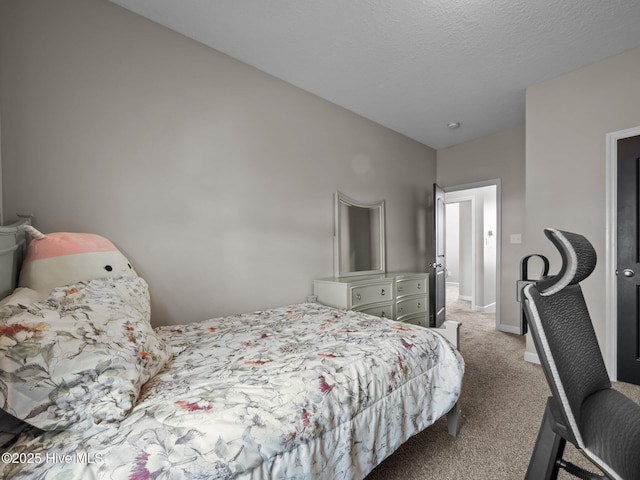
[
  {"x1": 444, "y1": 181, "x2": 500, "y2": 328},
  {"x1": 607, "y1": 126, "x2": 640, "y2": 384}
]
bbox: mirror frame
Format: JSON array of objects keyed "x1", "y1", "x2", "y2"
[{"x1": 334, "y1": 191, "x2": 386, "y2": 277}]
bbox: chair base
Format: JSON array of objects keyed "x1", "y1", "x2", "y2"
[{"x1": 526, "y1": 397, "x2": 607, "y2": 480}]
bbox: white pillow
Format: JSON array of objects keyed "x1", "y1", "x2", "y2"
[{"x1": 0, "y1": 276, "x2": 172, "y2": 431}]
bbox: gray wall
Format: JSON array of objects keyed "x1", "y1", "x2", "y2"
[
  {"x1": 437, "y1": 125, "x2": 526, "y2": 330},
  {"x1": 525, "y1": 46, "x2": 640, "y2": 367},
  {"x1": 0, "y1": 0, "x2": 436, "y2": 325}
]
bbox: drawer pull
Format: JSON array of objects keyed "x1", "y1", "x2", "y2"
[
  {"x1": 381, "y1": 311, "x2": 387, "y2": 318},
  {"x1": 398, "y1": 286, "x2": 403, "y2": 292},
  {"x1": 417, "y1": 302, "x2": 422, "y2": 309},
  {"x1": 356, "y1": 293, "x2": 362, "y2": 300},
  {"x1": 417, "y1": 283, "x2": 422, "y2": 290},
  {"x1": 381, "y1": 289, "x2": 386, "y2": 296}
]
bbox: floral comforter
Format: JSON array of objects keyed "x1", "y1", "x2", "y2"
[{"x1": 1, "y1": 300, "x2": 464, "y2": 480}]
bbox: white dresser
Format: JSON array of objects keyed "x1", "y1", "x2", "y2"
[{"x1": 314, "y1": 272, "x2": 429, "y2": 327}]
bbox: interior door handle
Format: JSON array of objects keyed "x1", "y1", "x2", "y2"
[
  {"x1": 430, "y1": 263, "x2": 442, "y2": 268},
  {"x1": 623, "y1": 269, "x2": 635, "y2": 277}
]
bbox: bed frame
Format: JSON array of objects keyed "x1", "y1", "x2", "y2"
[
  {"x1": 433, "y1": 320, "x2": 462, "y2": 436},
  {"x1": 0, "y1": 215, "x2": 32, "y2": 300}
]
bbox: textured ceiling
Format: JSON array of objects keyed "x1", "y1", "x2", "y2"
[{"x1": 110, "y1": 0, "x2": 640, "y2": 149}]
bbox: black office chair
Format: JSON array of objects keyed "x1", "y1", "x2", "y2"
[{"x1": 520, "y1": 228, "x2": 640, "y2": 480}]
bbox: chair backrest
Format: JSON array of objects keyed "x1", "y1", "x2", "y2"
[{"x1": 522, "y1": 229, "x2": 610, "y2": 449}]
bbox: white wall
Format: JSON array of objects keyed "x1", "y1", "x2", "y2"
[
  {"x1": 0, "y1": 0, "x2": 436, "y2": 325},
  {"x1": 482, "y1": 187, "x2": 497, "y2": 310},
  {"x1": 459, "y1": 201, "x2": 473, "y2": 299},
  {"x1": 445, "y1": 202, "x2": 460, "y2": 283},
  {"x1": 525, "y1": 46, "x2": 640, "y2": 367},
  {"x1": 445, "y1": 199, "x2": 473, "y2": 300}
]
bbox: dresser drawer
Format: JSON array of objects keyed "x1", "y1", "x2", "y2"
[
  {"x1": 395, "y1": 277, "x2": 427, "y2": 298},
  {"x1": 396, "y1": 296, "x2": 427, "y2": 320},
  {"x1": 350, "y1": 281, "x2": 392, "y2": 308},
  {"x1": 356, "y1": 302, "x2": 393, "y2": 319},
  {"x1": 400, "y1": 314, "x2": 428, "y2": 328}
]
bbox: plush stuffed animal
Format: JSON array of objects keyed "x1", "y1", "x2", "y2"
[{"x1": 18, "y1": 226, "x2": 137, "y2": 299}]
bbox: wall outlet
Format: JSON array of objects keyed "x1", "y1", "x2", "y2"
[{"x1": 510, "y1": 233, "x2": 522, "y2": 244}]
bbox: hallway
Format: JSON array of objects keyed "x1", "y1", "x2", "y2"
[{"x1": 446, "y1": 284, "x2": 496, "y2": 325}]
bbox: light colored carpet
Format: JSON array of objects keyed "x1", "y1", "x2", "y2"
[{"x1": 366, "y1": 289, "x2": 640, "y2": 480}]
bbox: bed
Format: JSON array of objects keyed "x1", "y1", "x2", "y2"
[{"x1": 0, "y1": 219, "x2": 465, "y2": 480}]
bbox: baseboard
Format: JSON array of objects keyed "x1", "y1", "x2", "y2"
[
  {"x1": 458, "y1": 295, "x2": 472, "y2": 302},
  {"x1": 497, "y1": 324, "x2": 521, "y2": 334},
  {"x1": 524, "y1": 351, "x2": 541, "y2": 364},
  {"x1": 473, "y1": 302, "x2": 496, "y2": 313}
]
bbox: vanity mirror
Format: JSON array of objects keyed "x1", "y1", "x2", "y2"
[{"x1": 334, "y1": 191, "x2": 386, "y2": 277}]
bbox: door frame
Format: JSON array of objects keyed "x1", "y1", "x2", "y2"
[
  {"x1": 606, "y1": 125, "x2": 640, "y2": 381},
  {"x1": 444, "y1": 178, "x2": 503, "y2": 331}
]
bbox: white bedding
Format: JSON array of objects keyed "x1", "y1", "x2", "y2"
[{"x1": 0, "y1": 277, "x2": 464, "y2": 479}]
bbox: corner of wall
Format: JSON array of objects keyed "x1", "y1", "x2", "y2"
[{"x1": 0, "y1": 114, "x2": 3, "y2": 225}]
